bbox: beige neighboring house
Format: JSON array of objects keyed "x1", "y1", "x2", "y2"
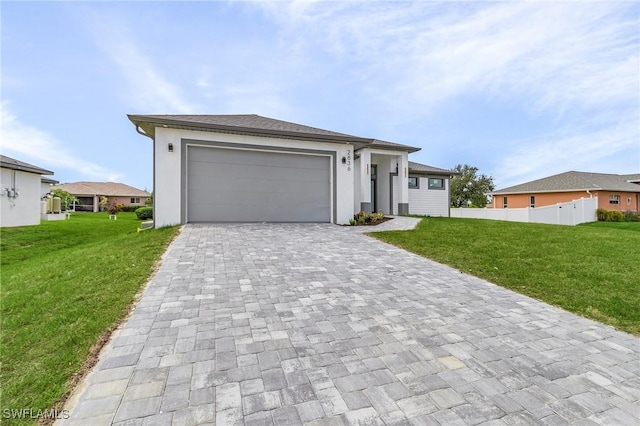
[
  {"x1": 52, "y1": 182, "x2": 150, "y2": 212},
  {"x1": 1, "y1": 155, "x2": 54, "y2": 227}
]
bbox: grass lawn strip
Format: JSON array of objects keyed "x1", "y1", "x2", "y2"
[
  {"x1": 1, "y1": 213, "x2": 179, "y2": 425},
  {"x1": 371, "y1": 218, "x2": 640, "y2": 336}
]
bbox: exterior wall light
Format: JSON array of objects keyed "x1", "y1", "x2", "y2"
[{"x1": 168, "y1": 143, "x2": 174, "y2": 152}]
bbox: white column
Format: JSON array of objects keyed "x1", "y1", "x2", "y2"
[
  {"x1": 358, "y1": 149, "x2": 372, "y2": 212},
  {"x1": 397, "y1": 153, "x2": 409, "y2": 215}
]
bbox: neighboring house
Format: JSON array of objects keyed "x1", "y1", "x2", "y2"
[
  {"x1": 491, "y1": 171, "x2": 640, "y2": 213},
  {"x1": 41, "y1": 176, "x2": 59, "y2": 197},
  {"x1": 1, "y1": 155, "x2": 54, "y2": 227},
  {"x1": 52, "y1": 182, "x2": 150, "y2": 212},
  {"x1": 128, "y1": 114, "x2": 456, "y2": 226}
]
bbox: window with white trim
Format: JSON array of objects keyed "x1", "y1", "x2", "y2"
[
  {"x1": 609, "y1": 194, "x2": 620, "y2": 205},
  {"x1": 131, "y1": 197, "x2": 141, "y2": 204},
  {"x1": 408, "y1": 177, "x2": 419, "y2": 188},
  {"x1": 530, "y1": 195, "x2": 535, "y2": 208},
  {"x1": 503, "y1": 196, "x2": 508, "y2": 208}
]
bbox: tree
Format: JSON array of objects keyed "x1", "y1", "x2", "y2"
[
  {"x1": 50, "y1": 189, "x2": 78, "y2": 211},
  {"x1": 450, "y1": 164, "x2": 495, "y2": 208}
]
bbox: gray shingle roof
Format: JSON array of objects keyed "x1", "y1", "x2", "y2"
[
  {"x1": 408, "y1": 161, "x2": 457, "y2": 176},
  {"x1": 620, "y1": 173, "x2": 640, "y2": 183},
  {"x1": 492, "y1": 171, "x2": 640, "y2": 194},
  {"x1": 128, "y1": 114, "x2": 420, "y2": 152},
  {"x1": 0, "y1": 155, "x2": 53, "y2": 175}
]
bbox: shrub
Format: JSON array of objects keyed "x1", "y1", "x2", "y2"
[
  {"x1": 135, "y1": 207, "x2": 153, "y2": 220},
  {"x1": 596, "y1": 208, "x2": 608, "y2": 221},
  {"x1": 605, "y1": 210, "x2": 624, "y2": 222},
  {"x1": 120, "y1": 205, "x2": 141, "y2": 213},
  {"x1": 623, "y1": 211, "x2": 640, "y2": 222},
  {"x1": 353, "y1": 211, "x2": 385, "y2": 225}
]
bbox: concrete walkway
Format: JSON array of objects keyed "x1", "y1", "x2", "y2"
[{"x1": 60, "y1": 223, "x2": 639, "y2": 425}]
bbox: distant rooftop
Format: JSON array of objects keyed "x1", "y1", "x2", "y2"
[
  {"x1": 53, "y1": 182, "x2": 150, "y2": 197},
  {"x1": 492, "y1": 171, "x2": 640, "y2": 194}
]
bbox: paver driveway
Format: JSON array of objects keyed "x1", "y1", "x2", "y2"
[{"x1": 60, "y1": 223, "x2": 639, "y2": 425}]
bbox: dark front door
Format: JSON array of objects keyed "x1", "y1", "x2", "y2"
[{"x1": 371, "y1": 164, "x2": 377, "y2": 212}]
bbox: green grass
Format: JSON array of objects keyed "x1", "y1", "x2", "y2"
[
  {"x1": 1, "y1": 213, "x2": 178, "y2": 424},
  {"x1": 372, "y1": 218, "x2": 640, "y2": 336}
]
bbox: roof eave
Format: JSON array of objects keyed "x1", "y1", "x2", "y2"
[
  {"x1": 0, "y1": 162, "x2": 54, "y2": 176},
  {"x1": 128, "y1": 115, "x2": 370, "y2": 145}
]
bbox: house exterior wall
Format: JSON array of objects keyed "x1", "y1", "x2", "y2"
[
  {"x1": 1, "y1": 168, "x2": 42, "y2": 227},
  {"x1": 41, "y1": 182, "x2": 53, "y2": 197},
  {"x1": 408, "y1": 176, "x2": 450, "y2": 216},
  {"x1": 107, "y1": 196, "x2": 149, "y2": 207},
  {"x1": 597, "y1": 190, "x2": 639, "y2": 213},
  {"x1": 154, "y1": 127, "x2": 355, "y2": 226},
  {"x1": 493, "y1": 190, "x2": 639, "y2": 213},
  {"x1": 391, "y1": 175, "x2": 450, "y2": 216}
]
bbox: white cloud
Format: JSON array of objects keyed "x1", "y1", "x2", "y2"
[
  {"x1": 494, "y1": 114, "x2": 640, "y2": 188},
  {"x1": 80, "y1": 13, "x2": 196, "y2": 114},
  {"x1": 0, "y1": 102, "x2": 123, "y2": 181},
  {"x1": 255, "y1": 1, "x2": 639, "y2": 180},
  {"x1": 259, "y1": 2, "x2": 638, "y2": 116}
]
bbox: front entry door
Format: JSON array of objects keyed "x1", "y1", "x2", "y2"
[{"x1": 371, "y1": 165, "x2": 377, "y2": 212}]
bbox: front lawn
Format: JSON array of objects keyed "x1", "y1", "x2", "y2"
[
  {"x1": 0, "y1": 213, "x2": 178, "y2": 424},
  {"x1": 372, "y1": 218, "x2": 640, "y2": 336}
]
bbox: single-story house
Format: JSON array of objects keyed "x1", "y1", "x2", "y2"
[
  {"x1": 127, "y1": 114, "x2": 456, "y2": 226},
  {"x1": 491, "y1": 171, "x2": 640, "y2": 213},
  {"x1": 1, "y1": 155, "x2": 54, "y2": 227},
  {"x1": 41, "y1": 176, "x2": 59, "y2": 197},
  {"x1": 52, "y1": 182, "x2": 150, "y2": 212}
]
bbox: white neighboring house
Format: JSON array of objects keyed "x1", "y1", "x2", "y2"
[
  {"x1": 128, "y1": 114, "x2": 456, "y2": 226},
  {"x1": 1, "y1": 155, "x2": 54, "y2": 227},
  {"x1": 41, "y1": 177, "x2": 59, "y2": 197}
]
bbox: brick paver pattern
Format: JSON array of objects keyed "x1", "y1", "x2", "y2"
[{"x1": 59, "y1": 223, "x2": 640, "y2": 425}]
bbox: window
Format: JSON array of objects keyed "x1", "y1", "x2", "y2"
[
  {"x1": 503, "y1": 196, "x2": 508, "y2": 208},
  {"x1": 131, "y1": 197, "x2": 141, "y2": 204},
  {"x1": 427, "y1": 178, "x2": 444, "y2": 190},
  {"x1": 530, "y1": 195, "x2": 535, "y2": 208},
  {"x1": 609, "y1": 195, "x2": 620, "y2": 205},
  {"x1": 408, "y1": 177, "x2": 419, "y2": 188}
]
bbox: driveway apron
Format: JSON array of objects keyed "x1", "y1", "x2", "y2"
[{"x1": 59, "y1": 223, "x2": 640, "y2": 425}]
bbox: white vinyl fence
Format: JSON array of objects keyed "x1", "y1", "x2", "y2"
[{"x1": 450, "y1": 197, "x2": 598, "y2": 226}]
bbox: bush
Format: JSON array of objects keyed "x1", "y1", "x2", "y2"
[
  {"x1": 120, "y1": 205, "x2": 142, "y2": 213},
  {"x1": 605, "y1": 210, "x2": 624, "y2": 222},
  {"x1": 135, "y1": 207, "x2": 153, "y2": 220},
  {"x1": 353, "y1": 211, "x2": 385, "y2": 225},
  {"x1": 597, "y1": 209, "x2": 638, "y2": 222}
]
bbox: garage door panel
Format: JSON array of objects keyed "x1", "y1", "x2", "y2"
[
  {"x1": 189, "y1": 161, "x2": 328, "y2": 180},
  {"x1": 190, "y1": 149, "x2": 329, "y2": 170},
  {"x1": 187, "y1": 146, "x2": 331, "y2": 222}
]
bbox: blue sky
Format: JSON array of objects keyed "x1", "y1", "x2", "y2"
[{"x1": 2, "y1": 1, "x2": 639, "y2": 191}]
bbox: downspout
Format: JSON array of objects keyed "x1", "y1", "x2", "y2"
[
  {"x1": 135, "y1": 125, "x2": 153, "y2": 140},
  {"x1": 134, "y1": 124, "x2": 156, "y2": 227}
]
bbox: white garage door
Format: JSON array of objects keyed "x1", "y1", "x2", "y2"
[{"x1": 187, "y1": 146, "x2": 331, "y2": 222}]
